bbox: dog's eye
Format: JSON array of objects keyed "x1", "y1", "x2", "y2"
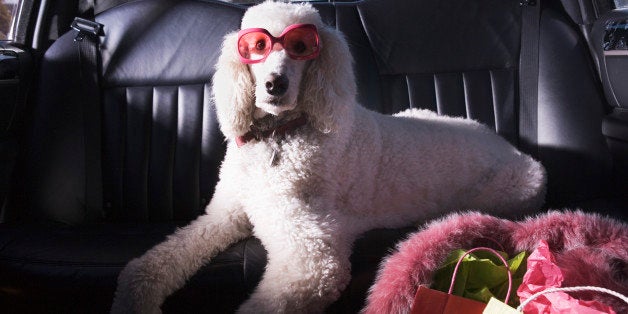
[
  {"x1": 291, "y1": 41, "x2": 307, "y2": 54},
  {"x1": 255, "y1": 40, "x2": 266, "y2": 52}
]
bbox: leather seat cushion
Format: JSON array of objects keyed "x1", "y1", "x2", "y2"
[
  {"x1": 0, "y1": 223, "x2": 411, "y2": 313},
  {"x1": 0, "y1": 223, "x2": 265, "y2": 312}
]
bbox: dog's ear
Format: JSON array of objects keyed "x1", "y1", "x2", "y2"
[
  {"x1": 300, "y1": 26, "x2": 356, "y2": 134},
  {"x1": 212, "y1": 32, "x2": 255, "y2": 139}
]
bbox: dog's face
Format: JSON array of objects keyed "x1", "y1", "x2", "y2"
[
  {"x1": 247, "y1": 38, "x2": 310, "y2": 117},
  {"x1": 213, "y1": 1, "x2": 356, "y2": 139},
  {"x1": 239, "y1": 2, "x2": 324, "y2": 118}
]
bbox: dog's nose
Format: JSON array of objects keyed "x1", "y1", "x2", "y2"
[{"x1": 265, "y1": 74, "x2": 289, "y2": 97}]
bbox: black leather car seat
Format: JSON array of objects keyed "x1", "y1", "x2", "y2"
[
  {"x1": 1, "y1": 1, "x2": 263, "y2": 312},
  {"x1": 0, "y1": 0, "x2": 623, "y2": 313}
]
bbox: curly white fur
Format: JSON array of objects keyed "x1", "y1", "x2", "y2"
[{"x1": 112, "y1": 1, "x2": 546, "y2": 313}]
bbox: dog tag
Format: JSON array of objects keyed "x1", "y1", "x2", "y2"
[
  {"x1": 269, "y1": 130, "x2": 280, "y2": 167},
  {"x1": 269, "y1": 149, "x2": 279, "y2": 166}
]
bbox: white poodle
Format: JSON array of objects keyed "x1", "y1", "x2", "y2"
[{"x1": 112, "y1": 1, "x2": 546, "y2": 313}]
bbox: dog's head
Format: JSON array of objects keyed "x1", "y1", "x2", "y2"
[{"x1": 212, "y1": 1, "x2": 356, "y2": 140}]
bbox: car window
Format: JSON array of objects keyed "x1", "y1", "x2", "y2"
[
  {"x1": 0, "y1": 0, "x2": 19, "y2": 41},
  {"x1": 616, "y1": 0, "x2": 628, "y2": 8},
  {"x1": 222, "y1": 0, "x2": 327, "y2": 4}
]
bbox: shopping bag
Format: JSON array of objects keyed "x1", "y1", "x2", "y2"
[
  {"x1": 483, "y1": 297, "x2": 522, "y2": 314},
  {"x1": 411, "y1": 247, "x2": 513, "y2": 314},
  {"x1": 411, "y1": 285, "x2": 488, "y2": 314}
]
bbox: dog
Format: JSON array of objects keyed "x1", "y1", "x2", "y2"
[{"x1": 111, "y1": 1, "x2": 546, "y2": 313}]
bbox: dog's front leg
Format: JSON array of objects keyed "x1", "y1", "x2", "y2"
[
  {"x1": 111, "y1": 188, "x2": 251, "y2": 314},
  {"x1": 237, "y1": 213, "x2": 353, "y2": 314}
]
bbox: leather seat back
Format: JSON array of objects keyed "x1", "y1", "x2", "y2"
[
  {"x1": 15, "y1": 0, "x2": 243, "y2": 224},
  {"x1": 338, "y1": 0, "x2": 521, "y2": 145},
  {"x1": 97, "y1": 0, "x2": 242, "y2": 221}
]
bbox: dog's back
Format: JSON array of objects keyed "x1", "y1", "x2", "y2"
[{"x1": 327, "y1": 106, "x2": 546, "y2": 230}]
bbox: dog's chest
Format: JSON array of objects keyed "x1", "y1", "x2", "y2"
[{"x1": 231, "y1": 137, "x2": 324, "y2": 192}]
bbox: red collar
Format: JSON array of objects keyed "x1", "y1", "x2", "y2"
[{"x1": 236, "y1": 116, "x2": 308, "y2": 147}]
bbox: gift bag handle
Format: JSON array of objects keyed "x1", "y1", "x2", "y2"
[
  {"x1": 516, "y1": 286, "x2": 628, "y2": 311},
  {"x1": 448, "y1": 247, "x2": 513, "y2": 304}
]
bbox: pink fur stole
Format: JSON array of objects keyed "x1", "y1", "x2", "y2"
[{"x1": 363, "y1": 211, "x2": 627, "y2": 313}]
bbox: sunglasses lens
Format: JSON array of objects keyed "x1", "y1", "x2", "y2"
[
  {"x1": 238, "y1": 32, "x2": 271, "y2": 61},
  {"x1": 283, "y1": 27, "x2": 318, "y2": 58}
]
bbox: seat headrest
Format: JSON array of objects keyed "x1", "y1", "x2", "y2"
[{"x1": 97, "y1": 0, "x2": 244, "y2": 87}]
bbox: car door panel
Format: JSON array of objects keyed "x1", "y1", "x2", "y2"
[
  {"x1": 0, "y1": 45, "x2": 31, "y2": 218},
  {"x1": 592, "y1": 9, "x2": 628, "y2": 192}
]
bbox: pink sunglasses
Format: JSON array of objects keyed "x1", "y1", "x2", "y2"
[{"x1": 237, "y1": 23, "x2": 320, "y2": 64}]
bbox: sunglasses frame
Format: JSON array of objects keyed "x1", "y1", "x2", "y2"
[{"x1": 237, "y1": 23, "x2": 320, "y2": 64}]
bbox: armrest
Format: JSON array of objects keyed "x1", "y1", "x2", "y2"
[{"x1": 603, "y1": 110, "x2": 628, "y2": 141}]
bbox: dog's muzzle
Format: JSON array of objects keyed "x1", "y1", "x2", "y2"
[{"x1": 265, "y1": 73, "x2": 289, "y2": 97}]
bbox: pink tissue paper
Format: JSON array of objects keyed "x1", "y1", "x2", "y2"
[{"x1": 516, "y1": 240, "x2": 616, "y2": 314}]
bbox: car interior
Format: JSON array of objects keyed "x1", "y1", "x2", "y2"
[{"x1": 0, "y1": 0, "x2": 627, "y2": 312}]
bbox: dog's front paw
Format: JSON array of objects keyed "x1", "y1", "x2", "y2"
[
  {"x1": 237, "y1": 298, "x2": 276, "y2": 314},
  {"x1": 111, "y1": 258, "x2": 164, "y2": 314},
  {"x1": 236, "y1": 291, "x2": 330, "y2": 314}
]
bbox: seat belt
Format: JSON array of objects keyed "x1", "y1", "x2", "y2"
[
  {"x1": 518, "y1": 0, "x2": 542, "y2": 158},
  {"x1": 71, "y1": 17, "x2": 105, "y2": 220}
]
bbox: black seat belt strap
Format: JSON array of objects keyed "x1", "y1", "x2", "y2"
[
  {"x1": 519, "y1": 0, "x2": 542, "y2": 158},
  {"x1": 72, "y1": 17, "x2": 104, "y2": 220}
]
